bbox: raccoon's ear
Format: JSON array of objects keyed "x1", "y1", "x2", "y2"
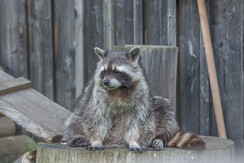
[
  {"x1": 126, "y1": 46, "x2": 141, "y2": 63},
  {"x1": 94, "y1": 47, "x2": 107, "y2": 61}
]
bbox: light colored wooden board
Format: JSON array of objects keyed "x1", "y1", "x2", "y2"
[
  {"x1": 37, "y1": 136, "x2": 234, "y2": 163},
  {"x1": 0, "y1": 71, "x2": 71, "y2": 142},
  {"x1": 0, "y1": 77, "x2": 31, "y2": 96}
]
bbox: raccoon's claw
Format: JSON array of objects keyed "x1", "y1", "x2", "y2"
[
  {"x1": 129, "y1": 146, "x2": 148, "y2": 153},
  {"x1": 85, "y1": 145, "x2": 105, "y2": 151},
  {"x1": 152, "y1": 139, "x2": 164, "y2": 151},
  {"x1": 68, "y1": 137, "x2": 90, "y2": 147}
]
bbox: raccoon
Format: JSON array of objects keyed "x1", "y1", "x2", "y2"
[{"x1": 62, "y1": 46, "x2": 205, "y2": 152}]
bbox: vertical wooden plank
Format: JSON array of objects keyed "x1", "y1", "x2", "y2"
[
  {"x1": 133, "y1": 0, "x2": 143, "y2": 44},
  {"x1": 210, "y1": 0, "x2": 243, "y2": 143},
  {"x1": 224, "y1": 0, "x2": 243, "y2": 143},
  {"x1": 167, "y1": 0, "x2": 177, "y2": 46},
  {"x1": 103, "y1": 0, "x2": 114, "y2": 50},
  {"x1": 54, "y1": 0, "x2": 76, "y2": 109},
  {"x1": 0, "y1": 0, "x2": 28, "y2": 78},
  {"x1": 83, "y1": 0, "x2": 103, "y2": 85},
  {"x1": 199, "y1": 0, "x2": 210, "y2": 136},
  {"x1": 74, "y1": 0, "x2": 84, "y2": 97},
  {"x1": 115, "y1": 0, "x2": 133, "y2": 46},
  {"x1": 178, "y1": 0, "x2": 200, "y2": 134},
  {"x1": 144, "y1": 0, "x2": 167, "y2": 45},
  {"x1": 28, "y1": 0, "x2": 54, "y2": 100}
]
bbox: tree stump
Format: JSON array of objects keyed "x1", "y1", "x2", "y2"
[{"x1": 37, "y1": 136, "x2": 234, "y2": 163}]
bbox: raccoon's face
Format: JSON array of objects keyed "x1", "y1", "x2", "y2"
[{"x1": 94, "y1": 46, "x2": 142, "y2": 91}]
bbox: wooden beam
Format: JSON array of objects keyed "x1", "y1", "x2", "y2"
[
  {"x1": 0, "y1": 70, "x2": 71, "y2": 142},
  {"x1": 0, "y1": 77, "x2": 31, "y2": 96}
]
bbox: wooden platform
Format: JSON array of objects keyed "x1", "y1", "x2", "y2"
[{"x1": 37, "y1": 136, "x2": 234, "y2": 163}]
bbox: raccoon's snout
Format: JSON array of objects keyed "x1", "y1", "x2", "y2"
[
  {"x1": 103, "y1": 79, "x2": 110, "y2": 86},
  {"x1": 102, "y1": 78, "x2": 121, "y2": 90}
]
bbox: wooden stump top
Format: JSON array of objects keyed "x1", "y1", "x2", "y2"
[{"x1": 37, "y1": 136, "x2": 234, "y2": 163}]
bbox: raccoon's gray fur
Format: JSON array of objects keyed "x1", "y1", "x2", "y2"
[{"x1": 62, "y1": 46, "x2": 205, "y2": 152}]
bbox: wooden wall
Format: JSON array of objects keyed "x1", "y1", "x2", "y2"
[{"x1": 0, "y1": 0, "x2": 243, "y2": 144}]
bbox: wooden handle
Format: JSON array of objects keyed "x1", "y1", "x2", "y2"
[{"x1": 197, "y1": 0, "x2": 227, "y2": 138}]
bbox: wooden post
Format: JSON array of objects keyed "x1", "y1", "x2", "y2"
[
  {"x1": 37, "y1": 136, "x2": 235, "y2": 163},
  {"x1": 197, "y1": 0, "x2": 227, "y2": 138}
]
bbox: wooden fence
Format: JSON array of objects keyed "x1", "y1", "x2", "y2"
[{"x1": 0, "y1": 0, "x2": 243, "y2": 144}]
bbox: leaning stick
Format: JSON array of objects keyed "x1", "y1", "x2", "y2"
[{"x1": 197, "y1": 0, "x2": 227, "y2": 138}]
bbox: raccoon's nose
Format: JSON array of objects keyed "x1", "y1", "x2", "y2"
[{"x1": 103, "y1": 79, "x2": 110, "y2": 86}]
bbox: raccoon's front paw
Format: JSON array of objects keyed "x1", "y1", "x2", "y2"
[
  {"x1": 129, "y1": 146, "x2": 148, "y2": 153},
  {"x1": 152, "y1": 139, "x2": 164, "y2": 151},
  {"x1": 68, "y1": 137, "x2": 90, "y2": 147},
  {"x1": 85, "y1": 145, "x2": 105, "y2": 151}
]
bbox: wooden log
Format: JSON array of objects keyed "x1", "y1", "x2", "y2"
[
  {"x1": 114, "y1": 45, "x2": 178, "y2": 112},
  {"x1": 0, "y1": 70, "x2": 71, "y2": 142},
  {"x1": 37, "y1": 136, "x2": 234, "y2": 163},
  {"x1": 0, "y1": 77, "x2": 31, "y2": 96},
  {"x1": 0, "y1": 116, "x2": 15, "y2": 137},
  {"x1": 0, "y1": 135, "x2": 37, "y2": 163}
]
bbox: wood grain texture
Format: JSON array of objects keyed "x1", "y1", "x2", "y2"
[
  {"x1": 208, "y1": 0, "x2": 243, "y2": 142},
  {"x1": 0, "y1": 71, "x2": 71, "y2": 142},
  {"x1": 83, "y1": 0, "x2": 104, "y2": 86},
  {"x1": 114, "y1": 45, "x2": 178, "y2": 111},
  {"x1": 28, "y1": 0, "x2": 54, "y2": 100},
  {"x1": 166, "y1": 0, "x2": 177, "y2": 46},
  {"x1": 74, "y1": 0, "x2": 84, "y2": 98},
  {"x1": 103, "y1": 0, "x2": 114, "y2": 50},
  {"x1": 37, "y1": 136, "x2": 234, "y2": 163},
  {"x1": 54, "y1": 0, "x2": 76, "y2": 109},
  {"x1": 0, "y1": 76, "x2": 31, "y2": 96},
  {"x1": 133, "y1": 0, "x2": 143, "y2": 44},
  {"x1": 115, "y1": 0, "x2": 134, "y2": 45},
  {"x1": 144, "y1": 0, "x2": 170, "y2": 45},
  {"x1": 0, "y1": 0, "x2": 28, "y2": 78},
  {"x1": 178, "y1": 0, "x2": 201, "y2": 134}
]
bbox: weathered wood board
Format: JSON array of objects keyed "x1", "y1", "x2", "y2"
[
  {"x1": 28, "y1": 0, "x2": 54, "y2": 100},
  {"x1": 114, "y1": 45, "x2": 178, "y2": 112},
  {"x1": 0, "y1": 77, "x2": 31, "y2": 96},
  {"x1": 0, "y1": 70, "x2": 71, "y2": 142},
  {"x1": 0, "y1": 0, "x2": 28, "y2": 78},
  {"x1": 54, "y1": 0, "x2": 76, "y2": 109},
  {"x1": 37, "y1": 136, "x2": 234, "y2": 163}
]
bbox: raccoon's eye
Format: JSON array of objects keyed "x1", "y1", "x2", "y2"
[
  {"x1": 100, "y1": 71, "x2": 105, "y2": 79},
  {"x1": 114, "y1": 71, "x2": 121, "y2": 75}
]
